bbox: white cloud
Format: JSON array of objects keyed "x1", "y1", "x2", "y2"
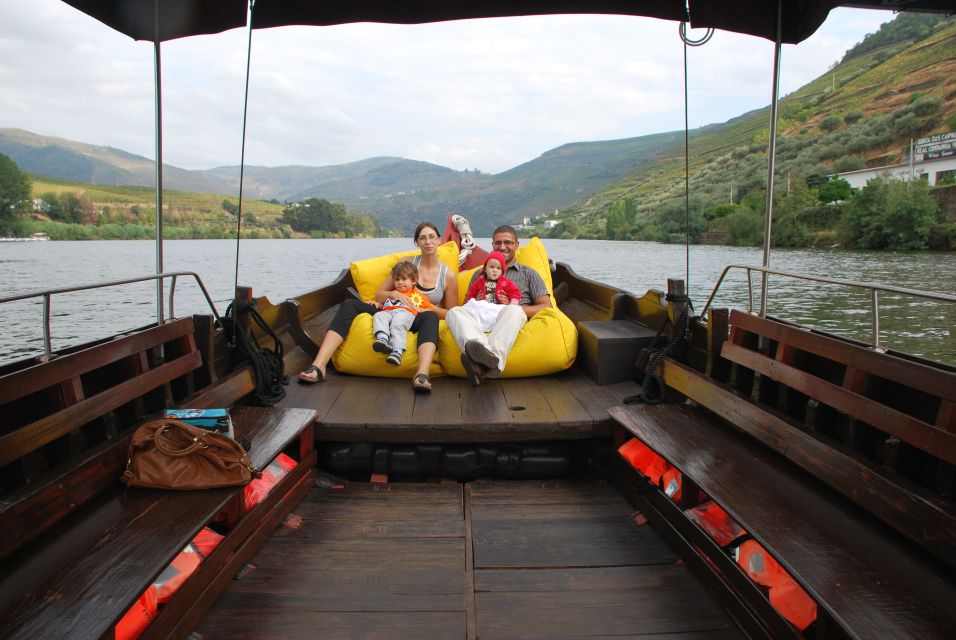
[{"x1": 1, "y1": 2, "x2": 892, "y2": 174}]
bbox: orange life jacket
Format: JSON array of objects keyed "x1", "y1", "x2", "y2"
[
  {"x1": 115, "y1": 586, "x2": 157, "y2": 640},
  {"x1": 617, "y1": 438, "x2": 670, "y2": 485},
  {"x1": 736, "y1": 539, "x2": 817, "y2": 631},
  {"x1": 686, "y1": 500, "x2": 747, "y2": 547}
]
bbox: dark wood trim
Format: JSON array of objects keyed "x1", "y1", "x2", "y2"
[
  {"x1": 145, "y1": 467, "x2": 317, "y2": 640},
  {"x1": 609, "y1": 455, "x2": 787, "y2": 640},
  {"x1": 610, "y1": 402, "x2": 956, "y2": 638},
  {"x1": 660, "y1": 358, "x2": 956, "y2": 567},
  {"x1": 722, "y1": 341, "x2": 956, "y2": 465},
  {"x1": 728, "y1": 310, "x2": 956, "y2": 401},
  {"x1": 0, "y1": 351, "x2": 201, "y2": 468},
  {"x1": 0, "y1": 318, "x2": 196, "y2": 405}
]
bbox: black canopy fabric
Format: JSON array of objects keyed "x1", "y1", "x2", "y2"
[
  {"x1": 249, "y1": 1, "x2": 689, "y2": 31},
  {"x1": 62, "y1": 0, "x2": 953, "y2": 44},
  {"x1": 62, "y1": 0, "x2": 246, "y2": 42}
]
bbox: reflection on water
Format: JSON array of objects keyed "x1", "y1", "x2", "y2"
[{"x1": 1, "y1": 239, "x2": 953, "y2": 366}]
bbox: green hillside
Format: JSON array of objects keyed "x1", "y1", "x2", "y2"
[
  {"x1": 24, "y1": 177, "x2": 291, "y2": 240},
  {"x1": 555, "y1": 13, "x2": 956, "y2": 245}
]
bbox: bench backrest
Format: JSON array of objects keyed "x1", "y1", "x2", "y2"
[
  {"x1": 722, "y1": 309, "x2": 956, "y2": 474},
  {"x1": 0, "y1": 317, "x2": 203, "y2": 560},
  {"x1": 713, "y1": 309, "x2": 956, "y2": 565}
]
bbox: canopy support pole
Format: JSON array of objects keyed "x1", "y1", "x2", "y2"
[
  {"x1": 759, "y1": 0, "x2": 783, "y2": 319},
  {"x1": 234, "y1": 0, "x2": 256, "y2": 299},
  {"x1": 153, "y1": 0, "x2": 165, "y2": 325}
]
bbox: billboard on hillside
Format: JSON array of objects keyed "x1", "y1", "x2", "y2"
[{"x1": 915, "y1": 131, "x2": 956, "y2": 162}]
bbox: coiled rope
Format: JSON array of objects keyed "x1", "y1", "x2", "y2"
[
  {"x1": 623, "y1": 292, "x2": 693, "y2": 405},
  {"x1": 223, "y1": 300, "x2": 288, "y2": 406}
]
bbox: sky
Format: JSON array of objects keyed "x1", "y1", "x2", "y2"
[{"x1": 0, "y1": 1, "x2": 893, "y2": 175}]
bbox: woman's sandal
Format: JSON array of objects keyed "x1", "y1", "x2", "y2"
[
  {"x1": 412, "y1": 373, "x2": 432, "y2": 393},
  {"x1": 297, "y1": 364, "x2": 326, "y2": 384}
]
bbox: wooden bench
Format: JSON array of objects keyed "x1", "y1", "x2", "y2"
[
  {"x1": 607, "y1": 309, "x2": 956, "y2": 639},
  {"x1": 0, "y1": 316, "x2": 318, "y2": 640}
]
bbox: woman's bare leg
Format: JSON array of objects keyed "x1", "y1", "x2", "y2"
[
  {"x1": 299, "y1": 330, "x2": 344, "y2": 381},
  {"x1": 415, "y1": 341, "x2": 436, "y2": 382}
]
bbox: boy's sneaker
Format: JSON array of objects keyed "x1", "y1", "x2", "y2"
[
  {"x1": 386, "y1": 349, "x2": 403, "y2": 365},
  {"x1": 372, "y1": 333, "x2": 391, "y2": 354}
]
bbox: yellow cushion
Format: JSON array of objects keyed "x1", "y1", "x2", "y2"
[
  {"x1": 457, "y1": 236, "x2": 553, "y2": 305},
  {"x1": 439, "y1": 306, "x2": 578, "y2": 378},
  {"x1": 332, "y1": 313, "x2": 445, "y2": 378},
  {"x1": 350, "y1": 241, "x2": 459, "y2": 303},
  {"x1": 445, "y1": 236, "x2": 575, "y2": 378}
]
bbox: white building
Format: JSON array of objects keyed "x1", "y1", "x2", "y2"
[{"x1": 836, "y1": 132, "x2": 956, "y2": 189}]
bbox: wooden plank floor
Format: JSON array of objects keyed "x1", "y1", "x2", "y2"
[
  {"x1": 279, "y1": 369, "x2": 642, "y2": 442},
  {"x1": 193, "y1": 479, "x2": 744, "y2": 640}
]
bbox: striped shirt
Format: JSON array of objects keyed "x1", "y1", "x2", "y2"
[{"x1": 468, "y1": 262, "x2": 549, "y2": 306}]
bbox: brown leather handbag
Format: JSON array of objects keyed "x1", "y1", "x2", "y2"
[{"x1": 122, "y1": 419, "x2": 259, "y2": 490}]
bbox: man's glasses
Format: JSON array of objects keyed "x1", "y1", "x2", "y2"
[{"x1": 492, "y1": 240, "x2": 515, "y2": 247}]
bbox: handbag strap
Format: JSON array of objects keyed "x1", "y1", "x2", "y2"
[{"x1": 154, "y1": 422, "x2": 208, "y2": 457}]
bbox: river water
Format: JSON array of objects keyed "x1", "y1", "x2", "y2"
[{"x1": 1, "y1": 239, "x2": 954, "y2": 366}]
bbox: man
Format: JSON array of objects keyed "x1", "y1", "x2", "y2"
[{"x1": 446, "y1": 225, "x2": 551, "y2": 385}]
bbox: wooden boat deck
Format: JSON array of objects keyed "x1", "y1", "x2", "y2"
[
  {"x1": 194, "y1": 478, "x2": 745, "y2": 639},
  {"x1": 279, "y1": 369, "x2": 642, "y2": 442}
]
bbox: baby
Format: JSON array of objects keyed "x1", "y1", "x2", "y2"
[
  {"x1": 460, "y1": 251, "x2": 520, "y2": 331},
  {"x1": 371, "y1": 261, "x2": 435, "y2": 365}
]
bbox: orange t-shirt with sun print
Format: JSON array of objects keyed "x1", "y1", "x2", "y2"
[{"x1": 381, "y1": 288, "x2": 435, "y2": 316}]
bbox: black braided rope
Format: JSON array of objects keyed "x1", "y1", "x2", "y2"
[
  {"x1": 624, "y1": 292, "x2": 692, "y2": 405},
  {"x1": 224, "y1": 301, "x2": 288, "y2": 406}
]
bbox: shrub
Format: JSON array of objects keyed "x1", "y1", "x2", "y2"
[
  {"x1": 844, "y1": 111, "x2": 863, "y2": 125},
  {"x1": 725, "y1": 206, "x2": 763, "y2": 246},
  {"x1": 927, "y1": 222, "x2": 956, "y2": 250},
  {"x1": 819, "y1": 116, "x2": 841, "y2": 132},
  {"x1": 818, "y1": 178, "x2": 854, "y2": 203},
  {"x1": 839, "y1": 178, "x2": 938, "y2": 249},
  {"x1": 948, "y1": 113, "x2": 956, "y2": 133},
  {"x1": 912, "y1": 96, "x2": 942, "y2": 118},
  {"x1": 833, "y1": 156, "x2": 865, "y2": 173},
  {"x1": 892, "y1": 112, "x2": 923, "y2": 137}
]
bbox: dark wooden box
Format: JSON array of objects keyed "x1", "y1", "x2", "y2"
[{"x1": 578, "y1": 320, "x2": 659, "y2": 385}]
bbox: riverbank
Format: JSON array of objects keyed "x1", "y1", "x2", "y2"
[{"x1": 1, "y1": 239, "x2": 953, "y2": 367}]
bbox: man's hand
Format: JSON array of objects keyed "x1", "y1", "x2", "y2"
[
  {"x1": 366, "y1": 300, "x2": 383, "y2": 310},
  {"x1": 521, "y1": 294, "x2": 552, "y2": 318}
]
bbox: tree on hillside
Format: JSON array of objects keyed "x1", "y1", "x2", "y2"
[
  {"x1": 818, "y1": 178, "x2": 853, "y2": 204},
  {"x1": 0, "y1": 153, "x2": 31, "y2": 233},
  {"x1": 605, "y1": 198, "x2": 637, "y2": 240},
  {"x1": 839, "y1": 177, "x2": 938, "y2": 249}
]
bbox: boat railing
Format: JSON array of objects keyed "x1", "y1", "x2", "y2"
[
  {"x1": 700, "y1": 263, "x2": 956, "y2": 351},
  {"x1": 0, "y1": 271, "x2": 222, "y2": 358}
]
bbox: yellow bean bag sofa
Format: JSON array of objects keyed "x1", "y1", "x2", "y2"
[
  {"x1": 439, "y1": 237, "x2": 577, "y2": 378},
  {"x1": 331, "y1": 241, "x2": 458, "y2": 378}
]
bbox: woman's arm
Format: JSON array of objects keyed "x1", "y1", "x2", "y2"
[{"x1": 430, "y1": 269, "x2": 459, "y2": 319}]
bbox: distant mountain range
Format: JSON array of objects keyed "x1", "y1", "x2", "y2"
[
  {"x1": 5, "y1": 13, "x2": 952, "y2": 236},
  {"x1": 0, "y1": 126, "x2": 691, "y2": 234}
]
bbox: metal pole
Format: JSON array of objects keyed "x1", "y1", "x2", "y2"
[
  {"x1": 234, "y1": 0, "x2": 256, "y2": 299},
  {"x1": 683, "y1": 31, "x2": 690, "y2": 297},
  {"x1": 759, "y1": 0, "x2": 783, "y2": 318},
  {"x1": 153, "y1": 0, "x2": 165, "y2": 325}
]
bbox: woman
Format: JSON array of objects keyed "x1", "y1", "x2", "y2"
[{"x1": 297, "y1": 222, "x2": 458, "y2": 392}]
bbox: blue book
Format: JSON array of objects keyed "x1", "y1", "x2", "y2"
[{"x1": 165, "y1": 408, "x2": 233, "y2": 438}]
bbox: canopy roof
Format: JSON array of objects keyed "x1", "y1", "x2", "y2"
[{"x1": 63, "y1": 0, "x2": 955, "y2": 45}]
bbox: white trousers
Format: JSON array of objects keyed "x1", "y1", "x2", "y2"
[
  {"x1": 446, "y1": 304, "x2": 527, "y2": 377},
  {"x1": 460, "y1": 299, "x2": 507, "y2": 332}
]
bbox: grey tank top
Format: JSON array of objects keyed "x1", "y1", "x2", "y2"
[{"x1": 412, "y1": 255, "x2": 448, "y2": 306}]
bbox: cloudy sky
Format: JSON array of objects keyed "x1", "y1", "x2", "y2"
[{"x1": 1, "y1": 2, "x2": 892, "y2": 174}]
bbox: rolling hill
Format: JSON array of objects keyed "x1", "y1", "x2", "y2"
[{"x1": 3, "y1": 12, "x2": 954, "y2": 238}]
